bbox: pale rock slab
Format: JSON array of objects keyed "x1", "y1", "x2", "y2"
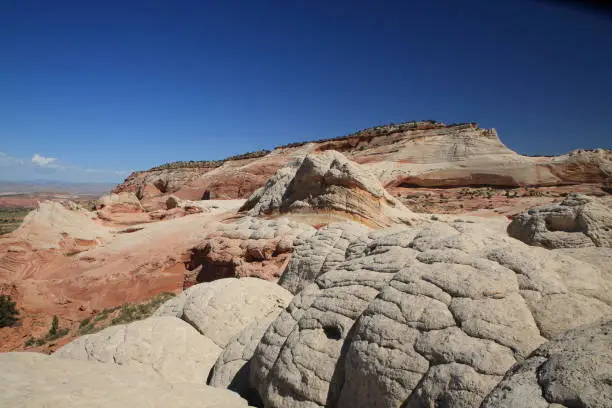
[
  {"x1": 154, "y1": 277, "x2": 293, "y2": 348},
  {"x1": 53, "y1": 316, "x2": 221, "y2": 384},
  {"x1": 0, "y1": 352, "x2": 253, "y2": 408}
]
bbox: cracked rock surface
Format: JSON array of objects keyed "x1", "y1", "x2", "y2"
[
  {"x1": 249, "y1": 222, "x2": 612, "y2": 408},
  {"x1": 481, "y1": 318, "x2": 612, "y2": 408},
  {"x1": 208, "y1": 318, "x2": 277, "y2": 405},
  {"x1": 279, "y1": 222, "x2": 371, "y2": 294},
  {"x1": 154, "y1": 277, "x2": 293, "y2": 348},
  {"x1": 508, "y1": 193, "x2": 612, "y2": 248},
  {"x1": 53, "y1": 316, "x2": 221, "y2": 384}
]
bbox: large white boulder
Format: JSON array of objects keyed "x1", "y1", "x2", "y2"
[
  {"x1": 53, "y1": 316, "x2": 221, "y2": 384},
  {"x1": 154, "y1": 277, "x2": 293, "y2": 347}
]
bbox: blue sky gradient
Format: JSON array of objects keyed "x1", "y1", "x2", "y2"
[{"x1": 1, "y1": 0, "x2": 611, "y2": 182}]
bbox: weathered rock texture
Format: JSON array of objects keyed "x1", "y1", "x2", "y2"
[
  {"x1": 508, "y1": 193, "x2": 612, "y2": 248},
  {"x1": 208, "y1": 318, "x2": 277, "y2": 405},
  {"x1": 154, "y1": 277, "x2": 293, "y2": 347},
  {"x1": 0, "y1": 352, "x2": 252, "y2": 408},
  {"x1": 113, "y1": 122, "x2": 612, "y2": 203},
  {"x1": 554, "y1": 246, "x2": 612, "y2": 276},
  {"x1": 240, "y1": 151, "x2": 412, "y2": 227},
  {"x1": 10, "y1": 201, "x2": 112, "y2": 251},
  {"x1": 186, "y1": 217, "x2": 316, "y2": 284},
  {"x1": 249, "y1": 222, "x2": 612, "y2": 408},
  {"x1": 481, "y1": 318, "x2": 612, "y2": 408},
  {"x1": 53, "y1": 316, "x2": 221, "y2": 384},
  {"x1": 97, "y1": 192, "x2": 143, "y2": 213},
  {"x1": 278, "y1": 221, "x2": 371, "y2": 294}
]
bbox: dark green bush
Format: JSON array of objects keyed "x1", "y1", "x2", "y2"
[{"x1": 0, "y1": 295, "x2": 20, "y2": 328}]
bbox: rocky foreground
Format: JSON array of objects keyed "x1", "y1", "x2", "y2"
[{"x1": 0, "y1": 135, "x2": 611, "y2": 406}]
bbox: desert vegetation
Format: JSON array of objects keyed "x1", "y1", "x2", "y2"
[
  {"x1": 0, "y1": 295, "x2": 20, "y2": 328},
  {"x1": 0, "y1": 207, "x2": 31, "y2": 235},
  {"x1": 24, "y1": 315, "x2": 70, "y2": 347},
  {"x1": 148, "y1": 150, "x2": 271, "y2": 171},
  {"x1": 77, "y1": 292, "x2": 175, "y2": 336}
]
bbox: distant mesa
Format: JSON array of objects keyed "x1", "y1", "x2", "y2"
[{"x1": 112, "y1": 121, "x2": 611, "y2": 208}]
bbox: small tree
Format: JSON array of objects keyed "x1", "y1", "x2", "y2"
[
  {"x1": 0, "y1": 295, "x2": 20, "y2": 328},
  {"x1": 49, "y1": 315, "x2": 59, "y2": 337}
]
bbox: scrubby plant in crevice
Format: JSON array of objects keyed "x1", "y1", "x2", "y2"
[{"x1": 0, "y1": 295, "x2": 20, "y2": 328}]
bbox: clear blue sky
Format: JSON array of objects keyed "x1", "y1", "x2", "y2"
[{"x1": 1, "y1": 0, "x2": 611, "y2": 182}]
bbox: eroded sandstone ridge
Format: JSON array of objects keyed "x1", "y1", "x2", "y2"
[
  {"x1": 240, "y1": 150, "x2": 412, "y2": 227},
  {"x1": 113, "y1": 122, "x2": 611, "y2": 209}
]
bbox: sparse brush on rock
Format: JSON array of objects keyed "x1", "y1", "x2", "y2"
[
  {"x1": 78, "y1": 292, "x2": 176, "y2": 336},
  {"x1": 24, "y1": 315, "x2": 69, "y2": 348}
]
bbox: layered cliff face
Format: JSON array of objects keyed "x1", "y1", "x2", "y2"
[{"x1": 113, "y1": 122, "x2": 611, "y2": 208}]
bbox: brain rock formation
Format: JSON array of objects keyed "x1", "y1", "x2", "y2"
[
  {"x1": 278, "y1": 221, "x2": 371, "y2": 294},
  {"x1": 508, "y1": 193, "x2": 612, "y2": 249},
  {"x1": 249, "y1": 222, "x2": 612, "y2": 408},
  {"x1": 240, "y1": 150, "x2": 412, "y2": 227},
  {"x1": 481, "y1": 318, "x2": 612, "y2": 408}
]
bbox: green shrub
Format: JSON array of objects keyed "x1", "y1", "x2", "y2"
[
  {"x1": 0, "y1": 295, "x2": 20, "y2": 328},
  {"x1": 49, "y1": 315, "x2": 59, "y2": 337},
  {"x1": 46, "y1": 327, "x2": 69, "y2": 341},
  {"x1": 79, "y1": 317, "x2": 91, "y2": 329}
]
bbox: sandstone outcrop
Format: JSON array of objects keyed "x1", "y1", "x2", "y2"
[
  {"x1": 154, "y1": 277, "x2": 293, "y2": 347},
  {"x1": 9, "y1": 201, "x2": 111, "y2": 251},
  {"x1": 96, "y1": 192, "x2": 143, "y2": 213},
  {"x1": 0, "y1": 352, "x2": 252, "y2": 408},
  {"x1": 554, "y1": 247, "x2": 612, "y2": 276},
  {"x1": 278, "y1": 221, "x2": 371, "y2": 294},
  {"x1": 185, "y1": 217, "x2": 316, "y2": 283},
  {"x1": 249, "y1": 222, "x2": 611, "y2": 408},
  {"x1": 481, "y1": 318, "x2": 612, "y2": 408},
  {"x1": 0, "y1": 206, "x2": 244, "y2": 352},
  {"x1": 508, "y1": 193, "x2": 612, "y2": 248},
  {"x1": 53, "y1": 316, "x2": 221, "y2": 384},
  {"x1": 208, "y1": 318, "x2": 277, "y2": 405},
  {"x1": 240, "y1": 151, "x2": 413, "y2": 227},
  {"x1": 113, "y1": 122, "x2": 612, "y2": 202}
]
